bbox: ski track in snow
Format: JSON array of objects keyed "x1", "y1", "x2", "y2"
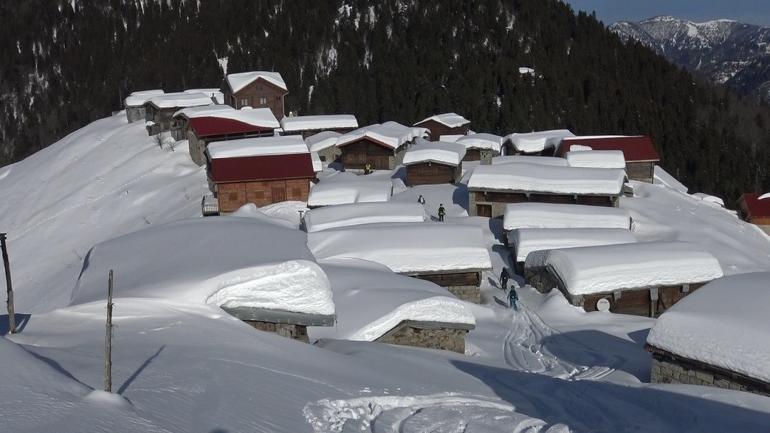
[{"x1": 303, "y1": 393, "x2": 570, "y2": 433}]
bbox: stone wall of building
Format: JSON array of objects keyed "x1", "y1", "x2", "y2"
[
  {"x1": 244, "y1": 320, "x2": 309, "y2": 343},
  {"x1": 651, "y1": 356, "x2": 770, "y2": 397},
  {"x1": 446, "y1": 285, "x2": 481, "y2": 304},
  {"x1": 377, "y1": 322, "x2": 468, "y2": 353}
]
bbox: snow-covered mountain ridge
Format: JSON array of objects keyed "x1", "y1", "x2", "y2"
[{"x1": 611, "y1": 16, "x2": 770, "y2": 102}]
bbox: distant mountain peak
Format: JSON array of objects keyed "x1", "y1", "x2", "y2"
[{"x1": 610, "y1": 16, "x2": 770, "y2": 102}]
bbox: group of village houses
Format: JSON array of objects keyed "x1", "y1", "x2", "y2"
[{"x1": 125, "y1": 71, "x2": 770, "y2": 396}]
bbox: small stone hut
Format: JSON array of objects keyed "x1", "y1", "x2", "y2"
[{"x1": 124, "y1": 90, "x2": 164, "y2": 123}]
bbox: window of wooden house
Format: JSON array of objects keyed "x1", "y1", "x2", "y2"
[
  {"x1": 239, "y1": 98, "x2": 249, "y2": 108},
  {"x1": 259, "y1": 97, "x2": 267, "y2": 105}
]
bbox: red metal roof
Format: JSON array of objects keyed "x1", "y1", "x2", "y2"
[
  {"x1": 741, "y1": 193, "x2": 770, "y2": 219},
  {"x1": 558, "y1": 136, "x2": 660, "y2": 162},
  {"x1": 208, "y1": 153, "x2": 314, "y2": 183},
  {"x1": 189, "y1": 117, "x2": 274, "y2": 138}
]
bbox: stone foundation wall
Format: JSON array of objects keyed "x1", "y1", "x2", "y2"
[
  {"x1": 244, "y1": 320, "x2": 309, "y2": 343},
  {"x1": 447, "y1": 285, "x2": 481, "y2": 303},
  {"x1": 651, "y1": 356, "x2": 770, "y2": 397},
  {"x1": 377, "y1": 324, "x2": 467, "y2": 353}
]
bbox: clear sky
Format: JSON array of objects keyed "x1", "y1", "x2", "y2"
[{"x1": 563, "y1": 0, "x2": 770, "y2": 27}]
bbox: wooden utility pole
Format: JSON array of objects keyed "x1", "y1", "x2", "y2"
[
  {"x1": 1, "y1": 233, "x2": 15, "y2": 334},
  {"x1": 104, "y1": 270, "x2": 114, "y2": 392}
]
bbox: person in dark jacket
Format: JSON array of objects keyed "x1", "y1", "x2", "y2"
[
  {"x1": 437, "y1": 204, "x2": 445, "y2": 222},
  {"x1": 508, "y1": 287, "x2": 519, "y2": 311},
  {"x1": 500, "y1": 267, "x2": 510, "y2": 290},
  {"x1": 417, "y1": 195, "x2": 426, "y2": 205}
]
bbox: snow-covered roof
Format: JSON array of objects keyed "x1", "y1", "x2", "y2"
[
  {"x1": 468, "y1": 163, "x2": 627, "y2": 196},
  {"x1": 226, "y1": 71, "x2": 288, "y2": 93},
  {"x1": 124, "y1": 89, "x2": 165, "y2": 107},
  {"x1": 308, "y1": 223, "x2": 492, "y2": 274},
  {"x1": 304, "y1": 202, "x2": 427, "y2": 233},
  {"x1": 492, "y1": 155, "x2": 569, "y2": 167},
  {"x1": 305, "y1": 131, "x2": 342, "y2": 152},
  {"x1": 147, "y1": 92, "x2": 214, "y2": 109},
  {"x1": 307, "y1": 176, "x2": 393, "y2": 207},
  {"x1": 311, "y1": 260, "x2": 475, "y2": 341},
  {"x1": 511, "y1": 228, "x2": 637, "y2": 263},
  {"x1": 542, "y1": 241, "x2": 724, "y2": 296},
  {"x1": 647, "y1": 272, "x2": 770, "y2": 383},
  {"x1": 503, "y1": 203, "x2": 632, "y2": 231},
  {"x1": 310, "y1": 151, "x2": 323, "y2": 173},
  {"x1": 207, "y1": 135, "x2": 309, "y2": 159},
  {"x1": 185, "y1": 88, "x2": 224, "y2": 104},
  {"x1": 505, "y1": 130, "x2": 575, "y2": 153},
  {"x1": 175, "y1": 106, "x2": 280, "y2": 129},
  {"x1": 402, "y1": 140, "x2": 466, "y2": 166},
  {"x1": 173, "y1": 104, "x2": 232, "y2": 118},
  {"x1": 69, "y1": 217, "x2": 334, "y2": 316},
  {"x1": 415, "y1": 113, "x2": 470, "y2": 128},
  {"x1": 439, "y1": 134, "x2": 464, "y2": 143},
  {"x1": 653, "y1": 165, "x2": 688, "y2": 193},
  {"x1": 565, "y1": 150, "x2": 626, "y2": 169},
  {"x1": 455, "y1": 133, "x2": 504, "y2": 152},
  {"x1": 280, "y1": 115, "x2": 358, "y2": 133},
  {"x1": 336, "y1": 122, "x2": 419, "y2": 150}
]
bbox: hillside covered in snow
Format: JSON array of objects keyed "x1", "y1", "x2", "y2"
[{"x1": 1, "y1": 112, "x2": 770, "y2": 432}]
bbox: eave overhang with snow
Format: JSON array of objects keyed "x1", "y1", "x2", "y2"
[
  {"x1": 415, "y1": 113, "x2": 471, "y2": 129},
  {"x1": 225, "y1": 71, "x2": 288, "y2": 94},
  {"x1": 505, "y1": 130, "x2": 575, "y2": 153},
  {"x1": 207, "y1": 136, "x2": 314, "y2": 183},
  {"x1": 558, "y1": 136, "x2": 660, "y2": 162},
  {"x1": 468, "y1": 163, "x2": 627, "y2": 196},
  {"x1": 280, "y1": 115, "x2": 358, "y2": 133},
  {"x1": 402, "y1": 141, "x2": 466, "y2": 166}
]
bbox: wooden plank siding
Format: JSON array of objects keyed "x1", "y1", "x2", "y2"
[
  {"x1": 339, "y1": 139, "x2": 394, "y2": 170},
  {"x1": 561, "y1": 282, "x2": 705, "y2": 317},
  {"x1": 406, "y1": 162, "x2": 458, "y2": 186},
  {"x1": 225, "y1": 77, "x2": 286, "y2": 120},
  {"x1": 626, "y1": 161, "x2": 655, "y2": 183},
  {"x1": 217, "y1": 178, "x2": 309, "y2": 212}
]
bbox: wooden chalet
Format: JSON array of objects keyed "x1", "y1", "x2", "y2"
[
  {"x1": 557, "y1": 136, "x2": 660, "y2": 183},
  {"x1": 336, "y1": 122, "x2": 422, "y2": 171},
  {"x1": 455, "y1": 133, "x2": 503, "y2": 163},
  {"x1": 525, "y1": 242, "x2": 723, "y2": 317},
  {"x1": 222, "y1": 71, "x2": 288, "y2": 120},
  {"x1": 414, "y1": 113, "x2": 471, "y2": 141},
  {"x1": 280, "y1": 114, "x2": 358, "y2": 138},
  {"x1": 124, "y1": 90, "x2": 164, "y2": 123},
  {"x1": 467, "y1": 163, "x2": 627, "y2": 218},
  {"x1": 206, "y1": 135, "x2": 315, "y2": 212},
  {"x1": 737, "y1": 193, "x2": 770, "y2": 235},
  {"x1": 172, "y1": 106, "x2": 279, "y2": 166},
  {"x1": 144, "y1": 92, "x2": 214, "y2": 135},
  {"x1": 502, "y1": 130, "x2": 574, "y2": 156},
  {"x1": 402, "y1": 140, "x2": 465, "y2": 186}
]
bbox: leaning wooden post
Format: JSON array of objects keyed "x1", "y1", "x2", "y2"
[
  {"x1": 104, "y1": 270, "x2": 114, "y2": 392},
  {"x1": 0, "y1": 233, "x2": 15, "y2": 334}
]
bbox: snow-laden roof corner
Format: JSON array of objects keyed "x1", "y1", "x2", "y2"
[
  {"x1": 468, "y1": 162, "x2": 627, "y2": 195},
  {"x1": 543, "y1": 241, "x2": 724, "y2": 296},
  {"x1": 124, "y1": 89, "x2": 165, "y2": 107},
  {"x1": 455, "y1": 133, "x2": 504, "y2": 152},
  {"x1": 439, "y1": 134, "x2": 464, "y2": 142},
  {"x1": 415, "y1": 112, "x2": 471, "y2": 128},
  {"x1": 174, "y1": 106, "x2": 280, "y2": 129},
  {"x1": 306, "y1": 131, "x2": 342, "y2": 152},
  {"x1": 304, "y1": 202, "x2": 426, "y2": 233},
  {"x1": 505, "y1": 130, "x2": 575, "y2": 153},
  {"x1": 511, "y1": 227, "x2": 637, "y2": 263},
  {"x1": 310, "y1": 151, "x2": 323, "y2": 173},
  {"x1": 310, "y1": 260, "x2": 475, "y2": 342},
  {"x1": 148, "y1": 92, "x2": 215, "y2": 109},
  {"x1": 208, "y1": 135, "x2": 308, "y2": 159},
  {"x1": 336, "y1": 122, "x2": 419, "y2": 150},
  {"x1": 759, "y1": 192, "x2": 770, "y2": 201},
  {"x1": 226, "y1": 71, "x2": 288, "y2": 93},
  {"x1": 206, "y1": 260, "x2": 334, "y2": 316},
  {"x1": 653, "y1": 165, "x2": 689, "y2": 193},
  {"x1": 504, "y1": 203, "x2": 632, "y2": 231},
  {"x1": 69, "y1": 217, "x2": 322, "y2": 310},
  {"x1": 280, "y1": 115, "x2": 358, "y2": 132},
  {"x1": 307, "y1": 177, "x2": 393, "y2": 207},
  {"x1": 647, "y1": 272, "x2": 770, "y2": 383},
  {"x1": 565, "y1": 150, "x2": 626, "y2": 169},
  {"x1": 492, "y1": 155, "x2": 569, "y2": 167},
  {"x1": 402, "y1": 139, "x2": 466, "y2": 166},
  {"x1": 308, "y1": 223, "x2": 492, "y2": 273}
]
